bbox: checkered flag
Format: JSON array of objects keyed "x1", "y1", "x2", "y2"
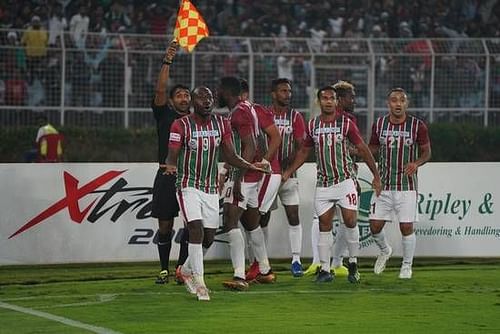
[{"x1": 173, "y1": 0, "x2": 209, "y2": 52}]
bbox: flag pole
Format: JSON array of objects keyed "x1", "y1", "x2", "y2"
[{"x1": 172, "y1": 0, "x2": 184, "y2": 43}]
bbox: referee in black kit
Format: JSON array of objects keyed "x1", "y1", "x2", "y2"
[{"x1": 151, "y1": 40, "x2": 190, "y2": 284}]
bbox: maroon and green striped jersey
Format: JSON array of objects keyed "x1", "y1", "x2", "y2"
[
  {"x1": 369, "y1": 115, "x2": 430, "y2": 191},
  {"x1": 169, "y1": 113, "x2": 232, "y2": 194},
  {"x1": 227, "y1": 100, "x2": 259, "y2": 182},
  {"x1": 272, "y1": 108, "x2": 306, "y2": 177},
  {"x1": 304, "y1": 114, "x2": 363, "y2": 187}
]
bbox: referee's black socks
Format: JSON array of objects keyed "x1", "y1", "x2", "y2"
[{"x1": 157, "y1": 230, "x2": 173, "y2": 272}]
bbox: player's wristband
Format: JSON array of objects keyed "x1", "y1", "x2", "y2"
[{"x1": 162, "y1": 58, "x2": 173, "y2": 65}]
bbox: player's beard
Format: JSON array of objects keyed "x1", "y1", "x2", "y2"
[{"x1": 278, "y1": 99, "x2": 290, "y2": 108}]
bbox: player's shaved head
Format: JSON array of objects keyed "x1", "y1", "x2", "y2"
[
  {"x1": 192, "y1": 85, "x2": 212, "y2": 97},
  {"x1": 192, "y1": 86, "x2": 214, "y2": 118}
]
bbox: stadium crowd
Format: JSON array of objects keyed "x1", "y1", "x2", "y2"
[
  {"x1": 1, "y1": 0, "x2": 500, "y2": 114},
  {"x1": 1, "y1": 0, "x2": 500, "y2": 38}
]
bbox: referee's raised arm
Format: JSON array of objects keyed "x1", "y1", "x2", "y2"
[{"x1": 154, "y1": 40, "x2": 178, "y2": 106}]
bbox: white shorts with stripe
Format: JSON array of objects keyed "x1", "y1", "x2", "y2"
[
  {"x1": 222, "y1": 181, "x2": 259, "y2": 209},
  {"x1": 176, "y1": 187, "x2": 220, "y2": 229},
  {"x1": 257, "y1": 174, "x2": 282, "y2": 213},
  {"x1": 315, "y1": 178, "x2": 358, "y2": 217},
  {"x1": 268, "y1": 177, "x2": 301, "y2": 211},
  {"x1": 369, "y1": 190, "x2": 418, "y2": 223}
]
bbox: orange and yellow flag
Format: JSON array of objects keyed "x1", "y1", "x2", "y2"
[{"x1": 173, "y1": 0, "x2": 209, "y2": 52}]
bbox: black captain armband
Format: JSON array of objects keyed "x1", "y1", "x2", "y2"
[{"x1": 162, "y1": 58, "x2": 173, "y2": 65}]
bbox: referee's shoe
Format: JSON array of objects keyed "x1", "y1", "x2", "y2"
[{"x1": 155, "y1": 269, "x2": 169, "y2": 284}]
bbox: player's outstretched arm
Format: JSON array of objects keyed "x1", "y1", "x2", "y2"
[
  {"x1": 282, "y1": 145, "x2": 311, "y2": 182},
  {"x1": 222, "y1": 139, "x2": 269, "y2": 174}
]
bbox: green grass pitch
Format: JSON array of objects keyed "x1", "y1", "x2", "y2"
[{"x1": 1, "y1": 258, "x2": 499, "y2": 333}]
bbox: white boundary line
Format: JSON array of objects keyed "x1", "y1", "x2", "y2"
[{"x1": 0, "y1": 301, "x2": 123, "y2": 334}]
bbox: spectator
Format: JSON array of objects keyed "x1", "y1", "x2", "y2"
[
  {"x1": 6, "y1": 31, "x2": 27, "y2": 73},
  {"x1": 148, "y1": 4, "x2": 168, "y2": 35},
  {"x1": 371, "y1": 24, "x2": 387, "y2": 38},
  {"x1": 399, "y1": 21, "x2": 414, "y2": 38},
  {"x1": 18, "y1": 4, "x2": 34, "y2": 28},
  {"x1": 328, "y1": 7, "x2": 345, "y2": 37},
  {"x1": 101, "y1": 50, "x2": 124, "y2": 107},
  {"x1": 309, "y1": 21, "x2": 327, "y2": 52},
  {"x1": 105, "y1": 1, "x2": 131, "y2": 32},
  {"x1": 69, "y1": 5, "x2": 89, "y2": 48},
  {"x1": 35, "y1": 114, "x2": 63, "y2": 162},
  {"x1": 45, "y1": 52, "x2": 62, "y2": 106},
  {"x1": 48, "y1": 5, "x2": 67, "y2": 47},
  {"x1": 129, "y1": 8, "x2": 150, "y2": 34},
  {"x1": 89, "y1": 6, "x2": 106, "y2": 33},
  {"x1": 4, "y1": 0, "x2": 500, "y2": 39},
  {"x1": 409, "y1": 65, "x2": 426, "y2": 107},
  {"x1": 5, "y1": 68, "x2": 27, "y2": 106},
  {"x1": 277, "y1": 50, "x2": 295, "y2": 81},
  {"x1": 69, "y1": 51, "x2": 90, "y2": 106},
  {"x1": 84, "y1": 30, "x2": 111, "y2": 107},
  {"x1": 456, "y1": 57, "x2": 482, "y2": 108},
  {"x1": 21, "y1": 15, "x2": 48, "y2": 82},
  {"x1": 27, "y1": 68, "x2": 46, "y2": 106}
]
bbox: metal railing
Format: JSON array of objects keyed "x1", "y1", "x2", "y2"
[{"x1": 1, "y1": 30, "x2": 500, "y2": 136}]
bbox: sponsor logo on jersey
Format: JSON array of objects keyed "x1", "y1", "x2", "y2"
[
  {"x1": 169, "y1": 132, "x2": 181, "y2": 142},
  {"x1": 192, "y1": 130, "x2": 220, "y2": 138}
]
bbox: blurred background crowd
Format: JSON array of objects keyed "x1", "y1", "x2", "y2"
[
  {"x1": 1, "y1": 0, "x2": 499, "y2": 127},
  {"x1": 1, "y1": 0, "x2": 499, "y2": 40}
]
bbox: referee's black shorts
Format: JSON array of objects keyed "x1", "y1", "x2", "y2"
[{"x1": 151, "y1": 168, "x2": 179, "y2": 220}]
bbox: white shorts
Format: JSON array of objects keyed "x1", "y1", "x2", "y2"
[
  {"x1": 176, "y1": 187, "x2": 220, "y2": 229},
  {"x1": 222, "y1": 181, "x2": 259, "y2": 210},
  {"x1": 315, "y1": 179, "x2": 358, "y2": 217},
  {"x1": 369, "y1": 190, "x2": 418, "y2": 223},
  {"x1": 278, "y1": 177, "x2": 300, "y2": 206},
  {"x1": 257, "y1": 174, "x2": 281, "y2": 213},
  {"x1": 268, "y1": 177, "x2": 300, "y2": 211}
]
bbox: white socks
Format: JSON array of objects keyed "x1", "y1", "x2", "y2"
[
  {"x1": 402, "y1": 233, "x2": 416, "y2": 266},
  {"x1": 228, "y1": 228, "x2": 246, "y2": 279},
  {"x1": 261, "y1": 226, "x2": 269, "y2": 248},
  {"x1": 372, "y1": 230, "x2": 391, "y2": 254},
  {"x1": 245, "y1": 226, "x2": 269, "y2": 264},
  {"x1": 311, "y1": 216, "x2": 320, "y2": 264},
  {"x1": 331, "y1": 223, "x2": 347, "y2": 267},
  {"x1": 318, "y1": 231, "x2": 333, "y2": 272},
  {"x1": 244, "y1": 229, "x2": 255, "y2": 263},
  {"x1": 344, "y1": 225, "x2": 360, "y2": 262},
  {"x1": 188, "y1": 243, "x2": 205, "y2": 286},
  {"x1": 249, "y1": 226, "x2": 271, "y2": 274},
  {"x1": 289, "y1": 224, "x2": 302, "y2": 263}
]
